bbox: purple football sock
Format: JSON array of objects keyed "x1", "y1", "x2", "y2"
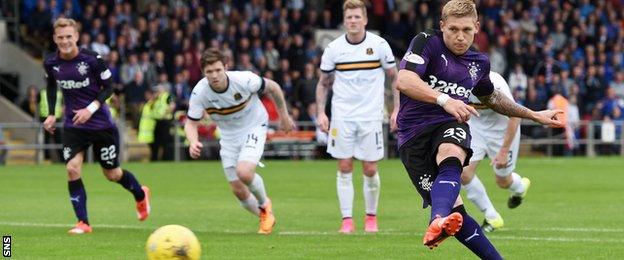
[
  {"x1": 68, "y1": 178, "x2": 88, "y2": 224},
  {"x1": 430, "y1": 157, "x2": 462, "y2": 221},
  {"x1": 453, "y1": 205, "x2": 503, "y2": 260}
]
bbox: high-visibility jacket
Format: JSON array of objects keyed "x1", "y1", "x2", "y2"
[
  {"x1": 153, "y1": 92, "x2": 173, "y2": 120},
  {"x1": 138, "y1": 100, "x2": 156, "y2": 143}
]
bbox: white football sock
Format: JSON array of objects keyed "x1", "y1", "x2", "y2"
[
  {"x1": 239, "y1": 195, "x2": 260, "y2": 216},
  {"x1": 248, "y1": 173, "x2": 268, "y2": 208},
  {"x1": 337, "y1": 171, "x2": 354, "y2": 218},
  {"x1": 363, "y1": 172, "x2": 380, "y2": 216},
  {"x1": 508, "y1": 172, "x2": 525, "y2": 195},
  {"x1": 463, "y1": 175, "x2": 499, "y2": 220}
]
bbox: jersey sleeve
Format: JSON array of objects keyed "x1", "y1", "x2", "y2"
[
  {"x1": 93, "y1": 55, "x2": 113, "y2": 104},
  {"x1": 319, "y1": 45, "x2": 335, "y2": 73},
  {"x1": 94, "y1": 54, "x2": 112, "y2": 83},
  {"x1": 243, "y1": 71, "x2": 265, "y2": 94},
  {"x1": 187, "y1": 87, "x2": 205, "y2": 121},
  {"x1": 378, "y1": 39, "x2": 396, "y2": 69},
  {"x1": 399, "y1": 31, "x2": 435, "y2": 77},
  {"x1": 43, "y1": 61, "x2": 58, "y2": 116},
  {"x1": 472, "y1": 60, "x2": 494, "y2": 97}
]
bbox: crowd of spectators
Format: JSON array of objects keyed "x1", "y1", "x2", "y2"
[{"x1": 7, "y1": 0, "x2": 624, "y2": 148}]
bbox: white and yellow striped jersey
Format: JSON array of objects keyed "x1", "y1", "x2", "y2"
[
  {"x1": 468, "y1": 71, "x2": 516, "y2": 132},
  {"x1": 188, "y1": 71, "x2": 267, "y2": 140},
  {"x1": 320, "y1": 31, "x2": 396, "y2": 121}
]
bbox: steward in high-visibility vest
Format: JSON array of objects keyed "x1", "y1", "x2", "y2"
[
  {"x1": 138, "y1": 93, "x2": 156, "y2": 144},
  {"x1": 151, "y1": 85, "x2": 175, "y2": 161}
]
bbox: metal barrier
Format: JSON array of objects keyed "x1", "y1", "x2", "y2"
[{"x1": 1, "y1": 120, "x2": 623, "y2": 164}]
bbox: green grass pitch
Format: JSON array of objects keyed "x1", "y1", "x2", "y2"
[{"x1": 1, "y1": 157, "x2": 623, "y2": 259}]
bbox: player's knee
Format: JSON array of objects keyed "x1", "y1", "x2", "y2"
[
  {"x1": 362, "y1": 162, "x2": 377, "y2": 177},
  {"x1": 338, "y1": 159, "x2": 353, "y2": 173},
  {"x1": 103, "y1": 168, "x2": 122, "y2": 182},
  {"x1": 66, "y1": 162, "x2": 81, "y2": 178},
  {"x1": 235, "y1": 166, "x2": 254, "y2": 183},
  {"x1": 436, "y1": 143, "x2": 466, "y2": 163}
]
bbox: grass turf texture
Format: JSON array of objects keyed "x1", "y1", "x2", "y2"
[{"x1": 1, "y1": 157, "x2": 623, "y2": 259}]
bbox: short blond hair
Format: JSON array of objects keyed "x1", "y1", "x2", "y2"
[
  {"x1": 53, "y1": 18, "x2": 79, "y2": 32},
  {"x1": 441, "y1": 0, "x2": 477, "y2": 21},
  {"x1": 343, "y1": 0, "x2": 367, "y2": 17}
]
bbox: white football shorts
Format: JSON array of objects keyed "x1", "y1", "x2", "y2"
[
  {"x1": 470, "y1": 128, "x2": 520, "y2": 176},
  {"x1": 327, "y1": 120, "x2": 384, "y2": 161},
  {"x1": 219, "y1": 124, "x2": 267, "y2": 181}
]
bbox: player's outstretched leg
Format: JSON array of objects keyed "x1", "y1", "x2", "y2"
[
  {"x1": 463, "y1": 175, "x2": 504, "y2": 232},
  {"x1": 507, "y1": 173, "x2": 531, "y2": 209},
  {"x1": 115, "y1": 169, "x2": 150, "y2": 221},
  {"x1": 452, "y1": 205, "x2": 502, "y2": 259},
  {"x1": 67, "y1": 178, "x2": 92, "y2": 234}
]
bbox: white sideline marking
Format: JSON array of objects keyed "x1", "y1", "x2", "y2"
[{"x1": 1, "y1": 221, "x2": 623, "y2": 243}]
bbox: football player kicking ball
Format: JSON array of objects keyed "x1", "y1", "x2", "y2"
[
  {"x1": 43, "y1": 18, "x2": 150, "y2": 234},
  {"x1": 396, "y1": 1, "x2": 563, "y2": 258},
  {"x1": 462, "y1": 71, "x2": 531, "y2": 232},
  {"x1": 185, "y1": 48, "x2": 294, "y2": 234}
]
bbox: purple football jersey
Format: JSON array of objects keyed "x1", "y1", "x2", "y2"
[
  {"x1": 397, "y1": 29, "x2": 494, "y2": 148},
  {"x1": 44, "y1": 49, "x2": 115, "y2": 130}
]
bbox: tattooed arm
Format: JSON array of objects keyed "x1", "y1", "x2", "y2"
[
  {"x1": 265, "y1": 78, "x2": 295, "y2": 132},
  {"x1": 478, "y1": 89, "x2": 564, "y2": 127},
  {"x1": 315, "y1": 72, "x2": 335, "y2": 132},
  {"x1": 385, "y1": 67, "x2": 400, "y2": 132}
]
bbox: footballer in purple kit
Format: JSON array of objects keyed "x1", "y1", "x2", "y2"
[
  {"x1": 43, "y1": 18, "x2": 151, "y2": 234},
  {"x1": 396, "y1": 0, "x2": 564, "y2": 258}
]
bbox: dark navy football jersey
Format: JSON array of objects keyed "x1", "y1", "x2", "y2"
[
  {"x1": 397, "y1": 29, "x2": 494, "y2": 148},
  {"x1": 44, "y1": 49, "x2": 115, "y2": 130}
]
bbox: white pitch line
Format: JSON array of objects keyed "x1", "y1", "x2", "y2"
[
  {"x1": 1, "y1": 222, "x2": 623, "y2": 243},
  {"x1": 490, "y1": 235, "x2": 624, "y2": 244},
  {"x1": 512, "y1": 227, "x2": 624, "y2": 233}
]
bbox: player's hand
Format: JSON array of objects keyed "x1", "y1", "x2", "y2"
[
  {"x1": 492, "y1": 147, "x2": 509, "y2": 169},
  {"x1": 317, "y1": 112, "x2": 329, "y2": 133},
  {"x1": 43, "y1": 115, "x2": 57, "y2": 134},
  {"x1": 280, "y1": 115, "x2": 296, "y2": 133},
  {"x1": 72, "y1": 108, "x2": 93, "y2": 125},
  {"x1": 442, "y1": 98, "x2": 480, "y2": 123},
  {"x1": 189, "y1": 141, "x2": 203, "y2": 159},
  {"x1": 390, "y1": 110, "x2": 399, "y2": 132},
  {"x1": 532, "y1": 109, "x2": 565, "y2": 128}
]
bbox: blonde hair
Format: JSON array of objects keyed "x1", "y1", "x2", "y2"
[
  {"x1": 343, "y1": 0, "x2": 367, "y2": 17},
  {"x1": 53, "y1": 18, "x2": 79, "y2": 32},
  {"x1": 441, "y1": 0, "x2": 477, "y2": 21}
]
